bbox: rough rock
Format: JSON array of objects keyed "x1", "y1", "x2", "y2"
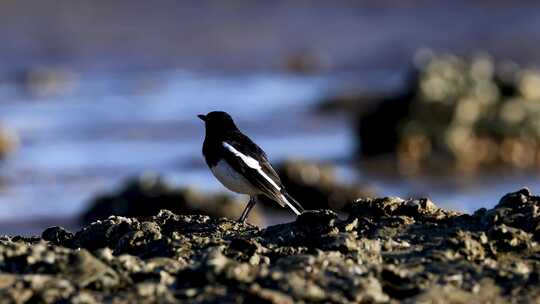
[
  {"x1": 323, "y1": 52, "x2": 540, "y2": 173},
  {"x1": 2, "y1": 189, "x2": 540, "y2": 302},
  {"x1": 81, "y1": 174, "x2": 263, "y2": 225}
]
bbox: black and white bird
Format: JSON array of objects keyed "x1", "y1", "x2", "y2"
[{"x1": 198, "y1": 111, "x2": 304, "y2": 223}]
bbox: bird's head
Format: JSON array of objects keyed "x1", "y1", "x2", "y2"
[{"x1": 198, "y1": 111, "x2": 238, "y2": 133}]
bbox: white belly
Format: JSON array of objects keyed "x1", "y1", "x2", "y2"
[{"x1": 210, "y1": 160, "x2": 260, "y2": 195}]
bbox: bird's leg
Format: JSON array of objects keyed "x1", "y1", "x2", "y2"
[{"x1": 238, "y1": 196, "x2": 257, "y2": 223}]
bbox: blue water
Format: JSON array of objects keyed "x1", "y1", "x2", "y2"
[
  {"x1": 0, "y1": 72, "x2": 352, "y2": 226},
  {"x1": 0, "y1": 70, "x2": 538, "y2": 234}
]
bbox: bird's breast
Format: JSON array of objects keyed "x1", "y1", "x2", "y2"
[{"x1": 210, "y1": 160, "x2": 260, "y2": 195}]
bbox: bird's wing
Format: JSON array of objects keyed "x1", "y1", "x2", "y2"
[
  {"x1": 222, "y1": 133, "x2": 304, "y2": 215},
  {"x1": 221, "y1": 141, "x2": 286, "y2": 207}
]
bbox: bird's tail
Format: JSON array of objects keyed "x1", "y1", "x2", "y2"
[{"x1": 279, "y1": 190, "x2": 304, "y2": 216}]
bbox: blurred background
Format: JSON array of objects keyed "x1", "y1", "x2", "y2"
[{"x1": 0, "y1": 1, "x2": 540, "y2": 234}]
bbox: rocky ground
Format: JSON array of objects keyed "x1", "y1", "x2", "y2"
[
  {"x1": 1, "y1": 188, "x2": 539, "y2": 303},
  {"x1": 81, "y1": 175, "x2": 264, "y2": 226},
  {"x1": 81, "y1": 160, "x2": 375, "y2": 227}
]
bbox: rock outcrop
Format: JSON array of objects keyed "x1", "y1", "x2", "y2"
[{"x1": 1, "y1": 189, "x2": 540, "y2": 303}]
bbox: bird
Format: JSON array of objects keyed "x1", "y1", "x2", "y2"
[{"x1": 198, "y1": 111, "x2": 304, "y2": 223}]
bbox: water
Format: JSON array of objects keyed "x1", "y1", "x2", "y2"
[
  {"x1": 2, "y1": 0, "x2": 540, "y2": 234},
  {"x1": 0, "y1": 69, "x2": 538, "y2": 235},
  {"x1": 0, "y1": 71, "x2": 355, "y2": 232}
]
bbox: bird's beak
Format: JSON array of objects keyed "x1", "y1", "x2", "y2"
[{"x1": 197, "y1": 114, "x2": 207, "y2": 122}]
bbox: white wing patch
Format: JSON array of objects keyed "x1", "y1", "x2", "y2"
[
  {"x1": 222, "y1": 142, "x2": 281, "y2": 191},
  {"x1": 280, "y1": 194, "x2": 301, "y2": 215}
]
